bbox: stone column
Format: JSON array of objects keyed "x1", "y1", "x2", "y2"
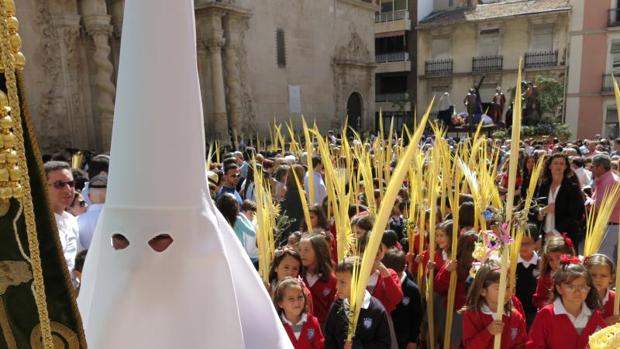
[
  {"x1": 223, "y1": 13, "x2": 248, "y2": 143},
  {"x1": 53, "y1": 14, "x2": 89, "y2": 148},
  {"x1": 83, "y1": 15, "x2": 116, "y2": 152},
  {"x1": 204, "y1": 10, "x2": 229, "y2": 142}
]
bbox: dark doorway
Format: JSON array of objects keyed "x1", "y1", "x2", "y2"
[{"x1": 346, "y1": 93, "x2": 363, "y2": 132}]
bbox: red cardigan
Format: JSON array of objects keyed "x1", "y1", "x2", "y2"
[
  {"x1": 532, "y1": 273, "x2": 553, "y2": 310},
  {"x1": 526, "y1": 303, "x2": 607, "y2": 349},
  {"x1": 409, "y1": 247, "x2": 446, "y2": 278},
  {"x1": 462, "y1": 308, "x2": 527, "y2": 349},
  {"x1": 303, "y1": 273, "x2": 337, "y2": 324},
  {"x1": 369, "y1": 268, "x2": 404, "y2": 314},
  {"x1": 282, "y1": 314, "x2": 325, "y2": 349},
  {"x1": 435, "y1": 262, "x2": 466, "y2": 310},
  {"x1": 602, "y1": 290, "x2": 616, "y2": 319}
]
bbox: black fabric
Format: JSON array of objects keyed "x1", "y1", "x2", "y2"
[
  {"x1": 535, "y1": 176, "x2": 585, "y2": 244},
  {"x1": 391, "y1": 276, "x2": 423, "y2": 349},
  {"x1": 325, "y1": 296, "x2": 392, "y2": 349},
  {"x1": 0, "y1": 73, "x2": 86, "y2": 348},
  {"x1": 515, "y1": 261, "x2": 539, "y2": 329}
]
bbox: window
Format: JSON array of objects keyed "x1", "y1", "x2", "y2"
[
  {"x1": 478, "y1": 28, "x2": 500, "y2": 57},
  {"x1": 530, "y1": 24, "x2": 553, "y2": 51},
  {"x1": 431, "y1": 38, "x2": 450, "y2": 59},
  {"x1": 276, "y1": 29, "x2": 286, "y2": 67},
  {"x1": 393, "y1": 0, "x2": 407, "y2": 11},
  {"x1": 381, "y1": 1, "x2": 393, "y2": 12},
  {"x1": 610, "y1": 41, "x2": 620, "y2": 74},
  {"x1": 606, "y1": 107, "x2": 619, "y2": 139}
]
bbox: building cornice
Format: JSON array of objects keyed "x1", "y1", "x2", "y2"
[{"x1": 337, "y1": 0, "x2": 379, "y2": 12}]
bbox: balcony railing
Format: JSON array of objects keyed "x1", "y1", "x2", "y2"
[
  {"x1": 472, "y1": 55, "x2": 503, "y2": 73},
  {"x1": 376, "y1": 52, "x2": 409, "y2": 63},
  {"x1": 609, "y1": 9, "x2": 620, "y2": 27},
  {"x1": 603, "y1": 74, "x2": 615, "y2": 92},
  {"x1": 524, "y1": 50, "x2": 558, "y2": 68},
  {"x1": 376, "y1": 93, "x2": 408, "y2": 103},
  {"x1": 425, "y1": 58, "x2": 453, "y2": 77},
  {"x1": 375, "y1": 10, "x2": 408, "y2": 23}
]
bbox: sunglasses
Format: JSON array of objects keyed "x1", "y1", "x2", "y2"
[{"x1": 49, "y1": 180, "x2": 75, "y2": 189}]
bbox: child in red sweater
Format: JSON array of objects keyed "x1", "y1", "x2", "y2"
[
  {"x1": 435, "y1": 229, "x2": 478, "y2": 349},
  {"x1": 275, "y1": 278, "x2": 325, "y2": 349},
  {"x1": 300, "y1": 234, "x2": 337, "y2": 325},
  {"x1": 526, "y1": 256, "x2": 607, "y2": 349},
  {"x1": 584, "y1": 254, "x2": 619, "y2": 325},
  {"x1": 357, "y1": 229, "x2": 404, "y2": 313},
  {"x1": 532, "y1": 235, "x2": 574, "y2": 310},
  {"x1": 269, "y1": 247, "x2": 314, "y2": 315},
  {"x1": 461, "y1": 264, "x2": 527, "y2": 349}
]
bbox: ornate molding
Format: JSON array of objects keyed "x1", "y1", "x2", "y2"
[{"x1": 336, "y1": 0, "x2": 379, "y2": 12}]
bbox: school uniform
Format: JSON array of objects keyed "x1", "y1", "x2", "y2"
[
  {"x1": 324, "y1": 291, "x2": 392, "y2": 349},
  {"x1": 391, "y1": 273, "x2": 423, "y2": 349},
  {"x1": 368, "y1": 268, "x2": 404, "y2": 314},
  {"x1": 515, "y1": 253, "x2": 539, "y2": 326},
  {"x1": 434, "y1": 261, "x2": 467, "y2": 344},
  {"x1": 282, "y1": 313, "x2": 325, "y2": 349},
  {"x1": 271, "y1": 278, "x2": 315, "y2": 315},
  {"x1": 462, "y1": 304, "x2": 527, "y2": 349},
  {"x1": 532, "y1": 272, "x2": 552, "y2": 310},
  {"x1": 411, "y1": 248, "x2": 447, "y2": 278},
  {"x1": 526, "y1": 298, "x2": 607, "y2": 349},
  {"x1": 304, "y1": 272, "x2": 337, "y2": 324},
  {"x1": 600, "y1": 289, "x2": 616, "y2": 319},
  {"x1": 434, "y1": 262, "x2": 467, "y2": 310}
]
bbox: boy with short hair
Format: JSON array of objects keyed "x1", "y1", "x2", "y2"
[{"x1": 324, "y1": 257, "x2": 392, "y2": 349}]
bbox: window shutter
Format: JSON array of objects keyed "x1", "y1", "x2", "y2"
[
  {"x1": 611, "y1": 41, "x2": 620, "y2": 73},
  {"x1": 478, "y1": 28, "x2": 500, "y2": 57},
  {"x1": 530, "y1": 24, "x2": 553, "y2": 51},
  {"x1": 276, "y1": 29, "x2": 286, "y2": 67},
  {"x1": 431, "y1": 38, "x2": 450, "y2": 59}
]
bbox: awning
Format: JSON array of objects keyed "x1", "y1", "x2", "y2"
[{"x1": 375, "y1": 30, "x2": 406, "y2": 39}]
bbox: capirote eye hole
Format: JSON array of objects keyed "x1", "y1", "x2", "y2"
[
  {"x1": 111, "y1": 234, "x2": 130, "y2": 250},
  {"x1": 148, "y1": 234, "x2": 174, "y2": 252}
]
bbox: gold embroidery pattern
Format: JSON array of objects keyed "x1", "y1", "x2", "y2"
[
  {"x1": 0, "y1": 0, "x2": 53, "y2": 346},
  {"x1": 30, "y1": 321, "x2": 79, "y2": 349},
  {"x1": 0, "y1": 260, "x2": 32, "y2": 349}
]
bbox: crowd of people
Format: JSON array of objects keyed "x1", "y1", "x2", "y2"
[{"x1": 43, "y1": 131, "x2": 620, "y2": 349}]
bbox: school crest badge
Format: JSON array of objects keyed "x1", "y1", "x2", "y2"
[
  {"x1": 307, "y1": 328, "x2": 315, "y2": 340},
  {"x1": 402, "y1": 296, "x2": 410, "y2": 306},
  {"x1": 511, "y1": 328, "x2": 518, "y2": 340},
  {"x1": 323, "y1": 288, "x2": 331, "y2": 296},
  {"x1": 363, "y1": 317, "x2": 373, "y2": 329}
]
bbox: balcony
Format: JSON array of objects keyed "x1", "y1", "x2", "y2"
[
  {"x1": 376, "y1": 93, "x2": 410, "y2": 112},
  {"x1": 524, "y1": 51, "x2": 559, "y2": 69},
  {"x1": 425, "y1": 58, "x2": 453, "y2": 77},
  {"x1": 376, "y1": 52, "x2": 409, "y2": 63},
  {"x1": 376, "y1": 52, "x2": 411, "y2": 73},
  {"x1": 602, "y1": 74, "x2": 615, "y2": 92},
  {"x1": 472, "y1": 55, "x2": 503, "y2": 73},
  {"x1": 609, "y1": 9, "x2": 620, "y2": 27},
  {"x1": 375, "y1": 10, "x2": 408, "y2": 22},
  {"x1": 375, "y1": 9, "x2": 411, "y2": 32},
  {"x1": 376, "y1": 92, "x2": 408, "y2": 103}
]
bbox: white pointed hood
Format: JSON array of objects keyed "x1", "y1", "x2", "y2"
[{"x1": 77, "y1": 1, "x2": 292, "y2": 348}]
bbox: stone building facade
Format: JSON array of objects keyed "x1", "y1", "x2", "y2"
[
  {"x1": 16, "y1": 0, "x2": 377, "y2": 153},
  {"x1": 417, "y1": 0, "x2": 570, "y2": 122}
]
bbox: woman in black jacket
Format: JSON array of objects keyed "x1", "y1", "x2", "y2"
[
  {"x1": 280, "y1": 164, "x2": 306, "y2": 243},
  {"x1": 535, "y1": 153, "x2": 586, "y2": 249}
]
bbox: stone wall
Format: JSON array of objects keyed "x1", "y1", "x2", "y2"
[{"x1": 16, "y1": 0, "x2": 376, "y2": 152}]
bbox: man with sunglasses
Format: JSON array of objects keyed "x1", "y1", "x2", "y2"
[
  {"x1": 44, "y1": 161, "x2": 79, "y2": 273},
  {"x1": 217, "y1": 162, "x2": 243, "y2": 205}
]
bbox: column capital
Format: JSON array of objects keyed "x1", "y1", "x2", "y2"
[{"x1": 83, "y1": 15, "x2": 113, "y2": 36}]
